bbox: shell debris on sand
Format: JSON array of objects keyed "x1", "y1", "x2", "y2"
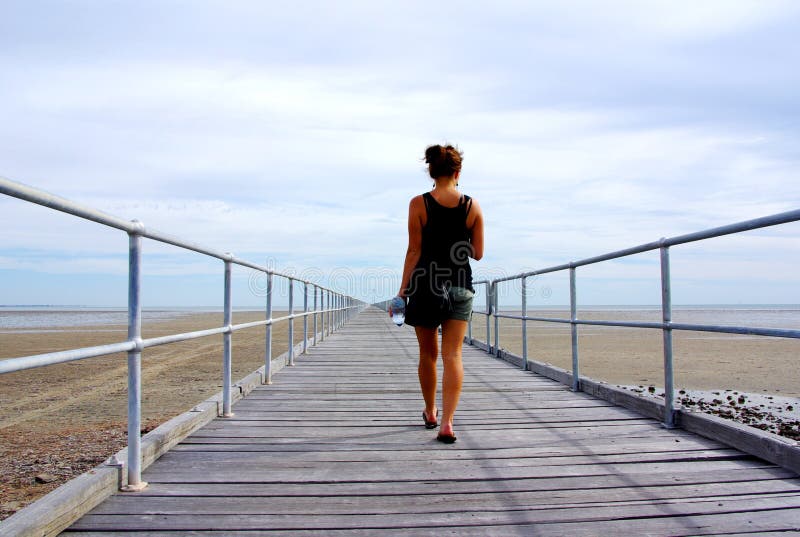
[{"x1": 622, "y1": 385, "x2": 800, "y2": 440}]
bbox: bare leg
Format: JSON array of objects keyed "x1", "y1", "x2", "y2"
[
  {"x1": 415, "y1": 326, "x2": 439, "y2": 421},
  {"x1": 439, "y1": 319, "x2": 467, "y2": 437}
]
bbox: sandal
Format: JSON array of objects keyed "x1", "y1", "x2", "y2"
[
  {"x1": 422, "y1": 408, "x2": 438, "y2": 429},
  {"x1": 436, "y1": 432, "x2": 457, "y2": 444}
]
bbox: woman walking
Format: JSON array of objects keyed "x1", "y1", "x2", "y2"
[{"x1": 394, "y1": 144, "x2": 484, "y2": 443}]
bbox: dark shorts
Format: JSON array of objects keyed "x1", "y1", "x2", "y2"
[{"x1": 405, "y1": 286, "x2": 474, "y2": 328}]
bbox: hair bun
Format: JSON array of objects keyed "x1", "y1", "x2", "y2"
[
  {"x1": 424, "y1": 144, "x2": 463, "y2": 178},
  {"x1": 424, "y1": 145, "x2": 444, "y2": 164}
]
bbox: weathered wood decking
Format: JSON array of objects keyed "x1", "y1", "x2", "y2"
[{"x1": 64, "y1": 307, "x2": 800, "y2": 535}]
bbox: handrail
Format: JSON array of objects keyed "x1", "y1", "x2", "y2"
[
  {"x1": 465, "y1": 208, "x2": 800, "y2": 429},
  {"x1": 0, "y1": 176, "x2": 366, "y2": 491}
]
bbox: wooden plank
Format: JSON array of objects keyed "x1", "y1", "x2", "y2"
[
  {"x1": 118, "y1": 470, "x2": 800, "y2": 498},
  {"x1": 66, "y1": 495, "x2": 800, "y2": 531},
  {"x1": 168, "y1": 438, "x2": 731, "y2": 458},
  {"x1": 209, "y1": 406, "x2": 646, "y2": 420},
  {"x1": 148, "y1": 449, "x2": 751, "y2": 471},
  {"x1": 137, "y1": 459, "x2": 780, "y2": 485},
  {"x1": 170, "y1": 433, "x2": 723, "y2": 453},
  {"x1": 86, "y1": 486, "x2": 800, "y2": 516},
  {"x1": 62, "y1": 510, "x2": 800, "y2": 536}
]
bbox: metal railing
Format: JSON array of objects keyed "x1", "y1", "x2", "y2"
[
  {"x1": 469, "y1": 208, "x2": 800, "y2": 428},
  {"x1": 0, "y1": 176, "x2": 365, "y2": 490}
]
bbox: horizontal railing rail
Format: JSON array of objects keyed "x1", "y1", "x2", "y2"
[
  {"x1": 0, "y1": 176, "x2": 366, "y2": 491},
  {"x1": 466, "y1": 208, "x2": 800, "y2": 429}
]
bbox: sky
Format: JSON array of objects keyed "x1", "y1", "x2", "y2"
[{"x1": 1, "y1": 0, "x2": 799, "y2": 308}]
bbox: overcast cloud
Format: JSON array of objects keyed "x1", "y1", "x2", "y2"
[{"x1": 1, "y1": 1, "x2": 799, "y2": 306}]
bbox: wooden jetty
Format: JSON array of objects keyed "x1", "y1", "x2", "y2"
[{"x1": 63, "y1": 307, "x2": 800, "y2": 535}]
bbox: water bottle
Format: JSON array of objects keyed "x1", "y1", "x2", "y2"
[{"x1": 390, "y1": 296, "x2": 405, "y2": 326}]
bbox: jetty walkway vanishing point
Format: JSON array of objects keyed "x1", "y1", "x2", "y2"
[{"x1": 1, "y1": 176, "x2": 800, "y2": 535}]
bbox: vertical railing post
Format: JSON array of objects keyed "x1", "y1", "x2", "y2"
[
  {"x1": 321, "y1": 290, "x2": 326, "y2": 341},
  {"x1": 660, "y1": 241, "x2": 676, "y2": 428},
  {"x1": 265, "y1": 272, "x2": 273, "y2": 384},
  {"x1": 303, "y1": 282, "x2": 309, "y2": 354},
  {"x1": 313, "y1": 285, "x2": 318, "y2": 346},
  {"x1": 493, "y1": 282, "x2": 500, "y2": 357},
  {"x1": 124, "y1": 220, "x2": 147, "y2": 491},
  {"x1": 521, "y1": 276, "x2": 528, "y2": 370},
  {"x1": 485, "y1": 282, "x2": 491, "y2": 352},
  {"x1": 570, "y1": 265, "x2": 580, "y2": 392},
  {"x1": 288, "y1": 278, "x2": 295, "y2": 366},
  {"x1": 222, "y1": 256, "x2": 234, "y2": 417}
]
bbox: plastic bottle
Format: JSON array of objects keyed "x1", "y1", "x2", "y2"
[{"x1": 390, "y1": 296, "x2": 405, "y2": 326}]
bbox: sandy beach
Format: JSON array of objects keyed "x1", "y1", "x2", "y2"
[
  {"x1": 0, "y1": 310, "x2": 299, "y2": 519},
  {"x1": 1, "y1": 307, "x2": 798, "y2": 519},
  {"x1": 469, "y1": 309, "x2": 800, "y2": 396}
]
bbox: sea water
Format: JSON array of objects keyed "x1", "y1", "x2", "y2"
[
  {"x1": 0, "y1": 306, "x2": 206, "y2": 332},
  {"x1": 2, "y1": 304, "x2": 799, "y2": 332}
]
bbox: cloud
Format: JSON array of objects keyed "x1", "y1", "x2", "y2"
[{"x1": 1, "y1": 1, "x2": 799, "y2": 304}]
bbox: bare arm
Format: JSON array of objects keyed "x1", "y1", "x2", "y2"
[
  {"x1": 398, "y1": 196, "x2": 425, "y2": 297},
  {"x1": 467, "y1": 198, "x2": 484, "y2": 261}
]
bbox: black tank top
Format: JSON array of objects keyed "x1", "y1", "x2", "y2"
[{"x1": 416, "y1": 192, "x2": 474, "y2": 292}]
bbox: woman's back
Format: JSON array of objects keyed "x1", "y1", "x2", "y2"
[{"x1": 419, "y1": 192, "x2": 473, "y2": 291}]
